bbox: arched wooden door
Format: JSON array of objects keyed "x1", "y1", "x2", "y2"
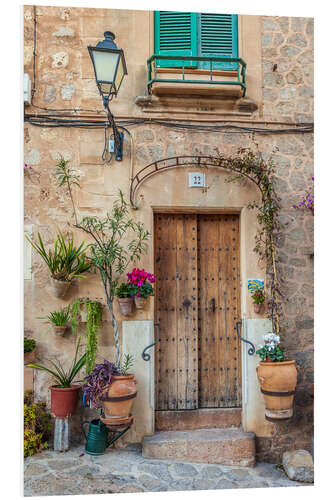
[{"x1": 154, "y1": 213, "x2": 241, "y2": 412}]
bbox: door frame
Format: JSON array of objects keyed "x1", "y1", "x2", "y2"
[{"x1": 152, "y1": 207, "x2": 244, "y2": 418}]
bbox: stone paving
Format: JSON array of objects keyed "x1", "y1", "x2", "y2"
[{"x1": 24, "y1": 444, "x2": 313, "y2": 496}]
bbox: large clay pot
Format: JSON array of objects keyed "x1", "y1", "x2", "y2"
[
  {"x1": 50, "y1": 385, "x2": 81, "y2": 418},
  {"x1": 134, "y1": 296, "x2": 147, "y2": 309},
  {"x1": 118, "y1": 298, "x2": 133, "y2": 316},
  {"x1": 256, "y1": 360, "x2": 297, "y2": 421},
  {"x1": 49, "y1": 278, "x2": 71, "y2": 299},
  {"x1": 101, "y1": 375, "x2": 137, "y2": 419}
]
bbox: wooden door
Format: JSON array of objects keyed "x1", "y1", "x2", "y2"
[{"x1": 154, "y1": 213, "x2": 241, "y2": 411}]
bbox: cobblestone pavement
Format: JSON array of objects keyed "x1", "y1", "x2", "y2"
[{"x1": 24, "y1": 444, "x2": 312, "y2": 496}]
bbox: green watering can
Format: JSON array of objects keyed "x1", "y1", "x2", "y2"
[{"x1": 82, "y1": 419, "x2": 112, "y2": 455}]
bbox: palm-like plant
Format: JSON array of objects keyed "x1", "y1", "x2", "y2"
[
  {"x1": 26, "y1": 229, "x2": 91, "y2": 282},
  {"x1": 28, "y1": 336, "x2": 86, "y2": 388},
  {"x1": 40, "y1": 306, "x2": 71, "y2": 327}
]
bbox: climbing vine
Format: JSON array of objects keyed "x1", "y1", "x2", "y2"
[{"x1": 211, "y1": 148, "x2": 282, "y2": 334}]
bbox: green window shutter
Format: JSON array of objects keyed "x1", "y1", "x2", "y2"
[
  {"x1": 154, "y1": 11, "x2": 197, "y2": 68},
  {"x1": 198, "y1": 14, "x2": 238, "y2": 70}
]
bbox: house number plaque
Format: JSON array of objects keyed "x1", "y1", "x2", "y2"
[{"x1": 189, "y1": 172, "x2": 206, "y2": 187}]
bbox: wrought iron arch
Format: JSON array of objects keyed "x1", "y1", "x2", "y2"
[{"x1": 130, "y1": 155, "x2": 234, "y2": 209}]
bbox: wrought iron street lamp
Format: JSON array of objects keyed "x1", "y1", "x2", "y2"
[{"x1": 88, "y1": 31, "x2": 127, "y2": 161}]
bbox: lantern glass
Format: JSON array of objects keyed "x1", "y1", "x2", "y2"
[
  {"x1": 91, "y1": 49, "x2": 119, "y2": 85},
  {"x1": 114, "y1": 56, "x2": 125, "y2": 92}
]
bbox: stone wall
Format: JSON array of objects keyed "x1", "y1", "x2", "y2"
[{"x1": 24, "y1": 6, "x2": 314, "y2": 462}]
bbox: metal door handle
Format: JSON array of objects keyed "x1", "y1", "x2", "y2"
[
  {"x1": 235, "y1": 321, "x2": 255, "y2": 355},
  {"x1": 210, "y1": 298, "x2": 216, "y2": 313},
  {"x1": 182, "y1": 298, "x2": 192, "y2": 309}
]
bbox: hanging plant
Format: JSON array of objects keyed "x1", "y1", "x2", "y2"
[
  {"x1": 85, "y1": 301, "x2": 102, "y2": 375},
  {"x1": 71, "y1": 298, "x2": 103, "y2": 375}
]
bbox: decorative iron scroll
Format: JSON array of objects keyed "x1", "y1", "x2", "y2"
[
  {"x1": 130, "y1": 155, "x2": 227, "y2": 209},
  {"x1": 235, "y1": 320, "x2": 255, "y2": 356},
  {"x1": 142, "y1": 323, "x2": 161, "y2": 361}
]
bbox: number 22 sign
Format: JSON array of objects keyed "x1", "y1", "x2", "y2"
[{"x1": 189, "y1": 173, "x2": 206, "y2": 187}]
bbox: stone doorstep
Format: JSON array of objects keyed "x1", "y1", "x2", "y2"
[{"x1": 142, "y1": 428, "x2": 255, "y2": 467}]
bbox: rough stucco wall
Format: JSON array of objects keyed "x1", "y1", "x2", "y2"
[{"x1": 24, "y1": 6, "x2": 314, "y2": 461}]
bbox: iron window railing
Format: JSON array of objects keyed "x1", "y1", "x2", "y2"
[{"x1": 147, "y1": 54, "x2": 247, "y2": 97}]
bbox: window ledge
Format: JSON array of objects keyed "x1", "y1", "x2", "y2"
[
  {"x1": 135, "y1": 94, "x2": 258, "y2": 116},
  {"x1": 150, "y1": 81, "x2": 243, "y2": 99}
]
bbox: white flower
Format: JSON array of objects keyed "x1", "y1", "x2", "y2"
[
  {"x1": 264, "y1": 333, "x2": 280, "y2": 345},
  {"x1": 257, "y1": 344, "x2": 264, "y2": 350}
]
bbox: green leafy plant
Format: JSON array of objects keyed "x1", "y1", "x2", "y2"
[
  {"x1": 73, "y1": 191, "x2": 149, "y2": 366},
  {"x1": 86, "y1": 301, "x2": 103, "y2": 375},
  {"x1": 55, "y1": 156, "x2": 80, "y2": 225},
  {"x1": 71, "y1": 299, "x2": 103, "y2": 375},
  {"x1": 24, "y1": 337, "x2": 36, "y2": 353},
  {"x1": 251, "y1": 289, "x2": 265, "y2": 305},
  {"x1": 115, "y1": 282, "x2": 135, "y2": 298},
  {"x1": 25, "y1": 229, "x2": 91, "y2": 282},
  {"x1": 28, "y1": 336, "x2": 86, "y2": 388},
  {"x1": 256, "y1": 333, "x2": 285, "y2": 362},
  {"x1": 24, "y1": 395, "x2": 51, "y2": 458},
  {"x1": 120, "y1": 354, "x2": 134, "y2": 375},
  {"x1": 40, "y1": 306, "x2": 71, "y2": 326}
]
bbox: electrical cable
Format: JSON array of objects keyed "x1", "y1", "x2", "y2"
[
  {"x1": 28, "y1": 6, "x2": 314, "y2": 134},
  {"x1": 24, "y1": 113, "x2": 313, "y2": 134}
]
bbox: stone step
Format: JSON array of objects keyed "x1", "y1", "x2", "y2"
[
  {"x1": 155, "y1": 408, "x2": 242, "y2": 431},
  {"x1": 142, "y1": 428, "x2": 255, "y2": 467}
]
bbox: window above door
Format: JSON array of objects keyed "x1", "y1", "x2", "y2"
[
  {"x1": 146, "y1": 11, "x2": 246, "y2": 98},
  {"x1": 154, "y1": 11, "x2": 239, "y2": 71}
]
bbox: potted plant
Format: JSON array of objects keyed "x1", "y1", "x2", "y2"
[
  {"x1": 115, "y1": 283, "x2": 135, "y2": 316},
  {"x1": 41, "y1": 306, "x2": 71, "y2": 336},
  {"x1": 28, "y1": 336, "x2": 86, "y2": 418},
  {"x1": 127, "y1": 268, "x2": 156, "y2": 309},
  {"x1": 251, "y1": 289, "x2": 265, "y2": 314},
  {"x1": 256, "y1": 333, "x2": 297, "y2": 421},
  {"x1": 24, "y1": 337, "x2": 36, "y2": 365},
  {"x1": 25, "y1": 229, "x2": 92, "y2": 298},
  {"x1": 82, "y1": 354, "x2": 136, "y2": 420}
]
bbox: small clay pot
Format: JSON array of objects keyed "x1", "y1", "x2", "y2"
[
  {"x1": 50, "y1": 385, "x2": 81, "y2": 418},
  {"x1": 118, "y1": 298, "x2": 133, "y2": 316},
  {"x1": 49, "y1": 278, "x2": 71, "y2": 299},
  {"x1": 134, "y1": 296, "x2": 147, "y2": 309},
  {"x1": 253, "y1": 303, "x2": 264, "y2": 314},
  {"x1": 24, "y1": 350, "x2": 36, "y2": 365},
  {"x1": 53, "y1": 325, "x2": 67, "y2": 336}
]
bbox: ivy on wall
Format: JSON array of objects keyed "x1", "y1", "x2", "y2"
[{"x1": 211, "y1": 148, "x2": 282, "y2": 334}]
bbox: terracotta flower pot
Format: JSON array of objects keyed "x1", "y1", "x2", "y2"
[
  {"x1": 253, "y1": 303, "x2": 264, "y2": 314},
  {"x1": 50, "y1": 385, "x2": 81, "y2": 418},
  {"x1": 118, "y1": 298, "x2": 133, "y2": 316},
  {"x1": 256, "y1": 360, "x2": 297, "y2": 421},
  {"x1": 101, "y1": 374, "x2": 137, "y2": 419},
  {"x1": 53, "y1": 326, "x2": 67, "y2": 336},
  {"x1": 49, "y1": 278, "x2": 71, "y2": 299},
  {"x1": 134, "y1": 296, "x2": 147, "y2": 309},
  {"x1": 24, "y1": 350, "x2": 36, "y2": 365}
]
